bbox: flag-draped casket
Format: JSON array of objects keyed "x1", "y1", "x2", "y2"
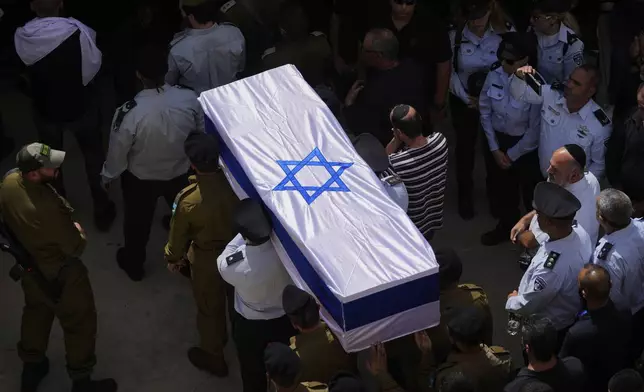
[{"x1": 198, "y1": 65, "x2": 440, "y2": 352}]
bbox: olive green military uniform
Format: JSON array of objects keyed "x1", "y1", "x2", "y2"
[
  {"x1": 298, "y1": 382, "x2": 329, "y2": 392},
  {"x1": 384, "y1": 283, "x2": 492, "y2": 391},
  {"x1": 0, "y1": 170, "x2": 97, "y2": 380},
  {"x1": 289, "y1": 321, "x2": 358, "y2": 383},
  {"x1": 164, "y1": 172, "x2": 239, "y2": 355},
  {"x1": 433, "y1": 345, "x2": 512, "y2": 392},
  {"x1": 261, "y1": 31, "x2": 333, "y2": 86}
]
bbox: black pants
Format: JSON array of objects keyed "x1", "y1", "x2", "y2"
[
  {"x1": 632, "y1": 307, "x2": 644, "y2": 361},
  {"x1": 34, "y1": 103, "x2": 111, "y2": 212},
  {"x1": 450, "y1": 94, "x2": 480, "y2": 202},
  {"x1": 483, "y1": 131, "x2": 542, "y2": 227},
  {"x1": 232, "y1": 311, "x2": 296, "y2": 392},
  {"x1": 120, "y1": 170, "x2": 187, "y2": 266}
]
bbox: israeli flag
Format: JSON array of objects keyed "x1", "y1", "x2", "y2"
[{"x1": 199, "y1": 65, "x2": 440, "y2": 352}]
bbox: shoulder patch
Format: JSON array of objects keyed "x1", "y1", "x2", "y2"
[
  {"x1": 551, "y1": 81, "x2": 565, "y2": 91},
  {"x1": 220, "y1": 0, "x2": 236, "y2": 13},
  {"x1": 172, "y1": 183, "x2": 198, "y2": 215},
  {"x1": 169, "y1": 31, "x2": 188, "y2": 47},
  {"x1": 491, "y1": 61, "x2": 502, "y2": 70},
  {"x1": 534, "y1": 276, "x2": 547, "y2": 291},
  {"x1": 544, "y1": 251, "x2": 560, "y2": 269},
  {"x1": 505, "y1": 21, "x2": 514, "y2": 32},
  {"x1": 597, "y1": 242, "x2": 614, "y2": 260},
  {"x1": 594, "y1": 108, "x2": 611, "y2": 126},
  {"x1": 302, "y1": 381, "x2": 329, "y2": 391},
  {"x1": 261, "y1": 47, "x2": 276, "y2": 59},
  {"x1": 458, "y1": 283, "x2": 484, "y2": 291},
  {"x1": 567, "y1": 31, "x2": 579, "y2": 45},
  {"x1": 112, "y1": 100, "x2": 137, "y2": 132},
  {"x1": 573, "y1": 52, "x2": 583, "y2": 66},
  {"x1": 382, "y1": 174, "x2": 403, "y2": 186}
]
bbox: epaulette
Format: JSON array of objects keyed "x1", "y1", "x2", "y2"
[
  {"x1": 551, "y1": 81, "x2": 565, "y2": 91},
  {"x1": 505, "y1": 21, "x2": 514, "y2": 31},
  {"x1": 544, "y1": 251, "x2": 560, "y2": 269},
  {"x1": 169, "y1": 30, "x2": 188, "y2": 47},
  {"x1": 594, "y1": 108, "x2": 611, "y2": 126},
  {"x1": 458, "y1": 283, "x2": 484, "y2": 291},
  {"x1": 172, "y1": 183, "x2": 198, "y2": 215},
  {"x1": 490, "y1": 61, "x2": 502, "y2": 70},
  {"x1": 220, "y1": 0, "x2": 236, "y2": 13},
  {"x1": 310, "y1": 31, "x2": 325, "y2": 37},
  {"x1": 289, "y1": 335, "x2": 297, "y2": 350},
  {"x1": 302, "y1": 381, "x2": 329, "y2": 391},
  {"x1": 597, "y1": 242, "x2": 613, "y2": 260},
  {"x1": 261, "y1": 47, "x2": 276, "y2": 60},
  {"x1": 567, "y1": 31, "x2": 580, "y2": 45},
  {"x1": 112, "y1": 100, "x2": 137, "y2": 132},
  {"x1": 382, "y1": 174, "x2": 403, "y2": 186}
]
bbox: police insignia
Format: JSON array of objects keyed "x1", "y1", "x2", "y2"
[
  {"x1": 597, "y1": 242, "x2": 613, "y2": 260},
  {"x1": 220, "y1": 0, "x2": 236, "y2": 13},
  {"x1": 544, "y1": 251, "x2": 560, "y2": 269},
  {"x1": 573, "y1": 52, "x2": 583, "y2": 66},
  {"x1": 534, "y1": 276, "x2": 547, "y2": 291},
  {"x1": 577, "y1": 125, "x2": 589, "y2": 138},
  {"x1": 40, "y1": 144, "x2": 51, "y2": 157},
  {"x1": 112, "y1": 100, "x2": 137, "y2": 133}
]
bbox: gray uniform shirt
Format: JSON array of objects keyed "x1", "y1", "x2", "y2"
[
  {"x1": 166, "y1": 23, "x2": 246, "y2": 94},
  {"x1": 102, "y1": 84, "x2": 204, "y2": 182}
]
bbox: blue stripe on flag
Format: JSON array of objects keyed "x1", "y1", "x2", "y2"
[{"x1": 206, "y1": 118, "x2": 439, "y2": 331}]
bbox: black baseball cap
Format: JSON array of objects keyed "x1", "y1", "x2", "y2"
[
  {"x1": 563, "y1": 144, "x2": 587, "y2": 170},
  {"x1": 184, "y1": 132, "x2": 220, "y2": 172},
  {"x1": 462, "y1": 0, "x2": 491, "y2": 19},
  {"x1": 498, "y1": 32, "x2": 536, "y2": 62},
  {"x1": 264, "y1": 343, "x2": 301, "y2": 387},
  {"x1": 16, "y1": 143, "x2": 65, "y2": 173}
]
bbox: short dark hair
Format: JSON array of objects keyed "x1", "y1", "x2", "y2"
[
  {"x1": 288, "y1": 302, "x2": 321, "y2": 330},
  {"x1": 576, "y1": 63, "x2": 600, "y2": 88},
  {"x1": 390, "y1": 105, "x2": 423, "y2": 138},
  {"x1": 136, "y1": 45, "x2": 169, "y2": 85},
  {"x1": 278, "y1": 1, "x2": 310, "y2": 39},
  {"x1": 366, "y1": 28, "x2": 399, "y2": 61},
  {"x1": 438, "y1": 370, "x2": 476, "y2": 392},
  {"x1": 521, "y1": 317, "x2": 558, "y2": 362},
  {"x1": 608, "y1": 369, "x2": 644, "y2": 392},
  {"x1": 182, "y1": 2, "x2": 217, "y2": 24},
  {"x1": 519, "y1": 381, "x2": 554, "y2": 392}
]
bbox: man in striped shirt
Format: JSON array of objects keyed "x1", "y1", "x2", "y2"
[{"x1": 386, "y1": 104, "x2": 449, "y2": 240}]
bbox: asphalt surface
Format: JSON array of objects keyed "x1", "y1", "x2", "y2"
[{"x1": 0, "y1": 84, "x2": 526, "y2": 391}]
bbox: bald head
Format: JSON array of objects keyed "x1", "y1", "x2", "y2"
[
  {"x1": 547, "y1": 147, "x2": 584, "y2": 186},
  {"x1": 578, "y1": 264, "x2": 611, "y2": 302},
  {"x1": 31, "y1": 0, "x2": 63, "y2": 17}
]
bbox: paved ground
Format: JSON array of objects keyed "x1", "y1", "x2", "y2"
[{"x1": 0, "y1": 84, "x2": 525, "y2": 391}]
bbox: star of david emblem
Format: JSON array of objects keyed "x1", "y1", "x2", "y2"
[{"x1": 273, "y1": 148, "x2": 353, "y2": 205}]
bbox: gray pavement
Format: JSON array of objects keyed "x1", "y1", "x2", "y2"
[{"x1": 0, "y1": 87, "x2": 525, "y2": 392}]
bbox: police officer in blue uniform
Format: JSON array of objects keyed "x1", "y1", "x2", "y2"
[
  {"x1": 479, "y1": 32, "x2": 541, "y2": 246},
  {"x1": 449, "y1": 0, "x2": 513, "y2": 220},
  {"x1": 530, "y1": 0, "x2": 584, "y2": 84},
  {"x1": 506, "y1": 182, "x2": 593, "y2": 346},
  {"x1": 593, "y1": 188, "x2": 644, "y2": 361}
]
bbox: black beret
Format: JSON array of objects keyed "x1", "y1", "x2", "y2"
[
  {"x1": 563, "y1": 144, "x2": 587, "y2": 170},
  {"x1": 233, "y1": 199, "x2": 272, "y2": 243},
  {"x1": 462, "y1": 0, "x2": 491, "y2": 19},
  {"x1": 447, "y1": 306, "x2": 485, "y2": 343},
  {"x1": 328, "y1": 373, "x2": 366, "y2": 392},
  {"x1": 435, "y1": 248, "x2": 463, "y2": 287},
  {"x1": 498, "y1": 32, "x2": 536, "y2": 62},
  {"x1": 282, "y1": 284, "x2": 316, "y2": 315},
  {"x1": 353, "y1": 133, "x2": 390, "y2": 173},
  {"x1": 533, "y1": 0, "x2": 572, "y2": 14},
  {"x1": 532, "y1": 182, "x2": 581, "y2": 219},
  {"x1": 184, "y1": 132, "x2": 220, "y2": 172},
  {"x1": 264, "y1": 343, "x2": 301, "y2": 387}
]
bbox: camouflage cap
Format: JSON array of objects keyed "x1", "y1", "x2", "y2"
[{"x1": 16, "y1": 143, "x2": 65, "y2": 173}]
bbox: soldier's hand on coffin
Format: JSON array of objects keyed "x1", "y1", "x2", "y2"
[
  {"x1": 414, "y1": 331, "x2": 432, "y2": 354},
  {"x1": 515, "y1": 66, "x2": 536, "y2": 80},
  {"x1": 366, "y1": 343, "x2": 388, "y2": 375},
  {"x1": 345, "y1": 80, "x2": 365, "y2": 106}
]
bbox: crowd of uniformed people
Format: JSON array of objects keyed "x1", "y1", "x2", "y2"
[{"x1": 3, "y1": 0, "x2": 644, "y2": 391}]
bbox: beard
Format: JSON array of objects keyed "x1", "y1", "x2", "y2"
[{"x1": 547, "y1": 173, "x2": 568, "y2": 187}]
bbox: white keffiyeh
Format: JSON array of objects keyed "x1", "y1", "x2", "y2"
[{"x1": 14, "y1": 17, "x2": 102, "y2": 86}]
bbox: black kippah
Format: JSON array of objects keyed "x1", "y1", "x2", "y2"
[
  {"x1": 390, "y1": 104, "x2": 411, "y2": 126},
  {"x1": 563, "y1": 144, "x2": 587, "y2": 169}
]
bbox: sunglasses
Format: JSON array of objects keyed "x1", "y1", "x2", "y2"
[{"x1": 393, "y1": 0, "x2": 417, "y2": 5}]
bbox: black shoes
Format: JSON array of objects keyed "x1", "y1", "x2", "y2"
[
  {"x1": 71, "y1": 378, "x2": 118, "y2": 392},
  {"x1": 187, "y1": 347, "x2": 229, "y2": 378},
  {"x1": 481, "y1": 224, "x2": 511, "y2": 246},
  {"x1": 94, "y1": 201, "x2": 116, "y2": 232},
  {"x1": 116, "y1": 247, "x2": 144, "y2": 282},
  {"x1": 458, "y1": 197, "x2": 475, "y2": 221},
  {"x1": 21, "y1": 358, "x2": 49, "y2": 392}
]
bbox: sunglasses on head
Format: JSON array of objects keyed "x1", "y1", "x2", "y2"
[{"x1": 394, "y1": 0, "x2": 417, "y2": 5}]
